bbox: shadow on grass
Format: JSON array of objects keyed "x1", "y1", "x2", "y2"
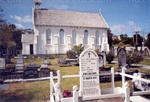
[
  {"x1": 1, "y1": 89, "x2": 33, "y2": 102},
  {"x1": 130, "y1": 65, "x2": 143, "y2": 68}
]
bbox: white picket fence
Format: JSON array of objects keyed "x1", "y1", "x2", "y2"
[{"x1": 50, "y1": 67, "x2": 133, "y2": 102}]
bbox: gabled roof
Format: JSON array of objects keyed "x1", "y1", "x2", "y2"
[{"x1": 33, "y1": 9, "x2": 109, "y2": 28}]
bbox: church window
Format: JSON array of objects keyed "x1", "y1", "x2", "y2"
[
  {"x1": 46, "y1": 29, "x2": 51, "y2": 44},
  {"x1": 72, "y1": 30, "x2": 77, "y2": 44},
  {"x1": 84, "y1": 30, "x2": 88, "y2": 44},
  {"x1": 59, "y1": 29, "x2": 64, "y2": 44}
]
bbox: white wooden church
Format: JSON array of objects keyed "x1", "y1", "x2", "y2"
[{"x1": 22, "y1": 0, "x2": 109, "y2": 55}]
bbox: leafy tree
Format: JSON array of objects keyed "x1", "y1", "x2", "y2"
[
  {"x1": 126, "y1": 53, "x2": 143, "y2": 66},
  {"x1": 107, "y1": 28, "x2": 113, "y2": 48},
  {"x1": 133, "y1": 34, "x2": 143, "y2": 46},
  {"x1": 72, "y1": 44, "x2": 84, "y2": 57},
  {"x1": 106, "y1": 52, "x2": 114, "y2": 64},
  {"x1": 145, "y1": 33, "x2": 150, "y2": 49},
  {"x1": 0, "y1": 6, "x2": 16, "y2": 54},
  {"x1": 112, "y1": 38, "x2": 120, "y2": 45},
  {"x1": 12, "y1": 30, "x2": 22, "y2": 50}
]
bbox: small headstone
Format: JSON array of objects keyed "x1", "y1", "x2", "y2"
[
  {"x1": 100, "y1": 51, "x2": 106, "y2": 66},
  {"x1": 58, "y1": 58, "x2": 67, "y2": 64},
  {"x1": 118, "y1": 48, "x2": 126, "y2": 68},
  {"x1": 79, "y1": 48, "x2": 101, "y2": 97},
  {"x1": 4, "y1": 54, "x2": 11, "y2": 64},
  {"x1": 110, "y1": 46, "x2": 114, "y2": 55},
  {"x1": 41, "y1": 58, "x2": 49, "y2": 68},
  {"x1": 15, "y1": 57, "x2": 24, "y2": 70},
  {"x1": 0, "y1": 58, "x2": 5, "y2": 69},
  {"x1": 67, "y1": 51, "x2": 76, "y2": 59}
]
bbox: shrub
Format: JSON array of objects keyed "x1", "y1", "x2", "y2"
[
  {"x1": 106, "y1": 52, "x2": 115, "y2": 64},
  {"x1": 126, "y1": 53, "x2": 143, "y2": 66}
]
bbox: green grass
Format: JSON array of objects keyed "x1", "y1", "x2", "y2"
[{"x1": 140, "y1": 59, "x2": 150, "y2": 66}]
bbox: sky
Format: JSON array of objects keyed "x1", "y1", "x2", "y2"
[{"x1": 0, "y1": 0, "x2": 150, "y2": 37}]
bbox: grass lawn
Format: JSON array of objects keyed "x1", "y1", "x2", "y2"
[
  {"x1": 0, "y1": 56, "x2": 149, "y2": 102},
  {"x1": 140, "y1": 59, "x2": 150, "y2": 66}
]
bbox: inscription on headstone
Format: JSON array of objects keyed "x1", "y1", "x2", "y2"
[
  {"x1": 79, "y1": 48, "x2": 101, "y2": 97},
  {"x1": 0, "y1": 58, "x2": 5, "y2": 69},
  {"x1": 118, "y1": 48, "x2": 126, "y2": 68}
]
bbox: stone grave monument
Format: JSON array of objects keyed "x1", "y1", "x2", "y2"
[
  {"x1": 4, "y1": 54, "x2": 11, "y2": 64},
  {"x1": 98, "y1": 54, "x2": 104, "y2": 69},
  {"x1": 40, "y1": 58, "x2": 49, "y2": 68},
  {"x1": 0, "y1": 58, "x2": 5, "y2": 70},
  {"x1": 79, "y1": 48, "x2": 101, "y2": 97},
  {"x1": 100, "y1": 51, "x2": 106, "y2": 66},
  {"x1": 67, "y1": 51, "x2": 76, "y2": 59},
  {"x1": 110, "y1": 46, "x2": 114, "y2": 55},
  {"x1": 15, "y1": 57, "x2": 25, "y2": 71},
  {"x1": 118, "y1": 48, "x2": 126, "y2": 68}
]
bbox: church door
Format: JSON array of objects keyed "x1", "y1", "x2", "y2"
[{"x1": 30, "y1": 44, "x2": 34, "y2": 55}]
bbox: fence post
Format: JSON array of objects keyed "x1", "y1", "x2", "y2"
[
  {"x1": 73, "y1": 85, "x2": 79, "y2": 102},
  {"x1": 122, "y1": 67, "x2": 126, "y2": 88},
  {"x1": 50, "y1": 72, "x2": 53, "y2": 101},
  {"x1": 57, "y1": 70, "x2": 61, "y2": 85},
  {"x1": 111, "y1": 67, "x2": 115, "y2": 92},
  {"x1": 54, "y1": 83, "x2": 61, "y2": 102},
  {"x1": 124, "y1": 82, "x2": 130, "y2": 102}
]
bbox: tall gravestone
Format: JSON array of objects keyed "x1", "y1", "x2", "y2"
[
  {"x1": 118, "y1": 48, "x2": 126, "y2": 68},
  {"x1": 15, "y1": 57, "x2": 24, "y2": 70},
  {"x1": 98, "y1": 55, "x2": 104, "y2": 68},
  {"x1": 0, "y1": 58, "x2": 5, "y2": 69},
  {"x1": 79, "y1": 48, "x2": 101, "y2": 97},
  {"x1": 110, "y1": 46, "x2": 114, "y2": 55},
  {"x1": 101, "y1": 51, "x2": 106, "y2": 66}
]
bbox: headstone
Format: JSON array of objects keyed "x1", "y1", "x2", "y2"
[
  {"x1": 110, "y1": 46, "x2": 114, "y2": 55},
  {"x1": 101, "y1": 33, "x2": 109, "y2": 52},
  {"x1": 67, "y1": 51, "x2": 76, "y2": 59},
  {"x1": 23, "y1": 68, "x2": 39, "y2": 79},
  {"x1": 114, "y1": 48, "x2": 118, "y2": 56},
  {"x1": 79, "y1": 48, "x2": 101, "y2": 97},
  {"x1": 15, "y1": 57, "x2": 24, "y2": 70},
  {"x1": 58, "y1": 58, "x2": 67, "y2": 64},
  {"x1": 98, "y1": 55, "x2": 104, "y2": 68},
  {"x1": 0, "y1": 58, "x2": 5, "y2": 69},
  {"x1": 118, "y1": 48, "x2": 126, "y2": 68},
  {"x1": 4, "y1": 54, "x2": 11, "y2": 64},
  {"x1": 41, "y1": 58, "x2": 49, "y2": 68},
  {"x1": 100, "y1": 51, "x2": 106, "y2": 66}
]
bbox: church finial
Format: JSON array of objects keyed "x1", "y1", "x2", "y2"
[{"x1": 34, "y1": 0, "x2": 42, "y2": 8}]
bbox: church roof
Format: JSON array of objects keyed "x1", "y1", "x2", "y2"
[{"x1": 34, "y1": 9, "x2": 109, "y2": 28}]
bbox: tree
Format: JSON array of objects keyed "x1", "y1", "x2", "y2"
[
  {"x1": 145, "y1": 33, "x2": 150, "y2": 49},
  {"x1": 0, "y1": 6, "x2": 16, "y2": 55},
  {"x1": 107, "y1": 28, "x2": 113, "y2": 48},
  {"x1": 133, "y1": 34, "x2": 143, "y2": 46},
  {"x1": 72, "y1": 44, "x2": 84, "y2": 57},
  {"x1": 12, "y1": 30, "x2": 22, "y2": 50}
]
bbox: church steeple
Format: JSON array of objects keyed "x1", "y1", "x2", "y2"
[{"x1": 34, "y1": 0, "x2": 42, "y2": 8}]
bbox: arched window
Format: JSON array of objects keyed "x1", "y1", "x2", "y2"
[
  {"x1": 95, "y1": 31, "x2": 99, "y2": 44},
  {"x1": 84, "y1": 30, "x2": 88, "y2": 44},
  {"x1": 59, "y1": 29, "x2": 64, "y2": 44},
  {"x1": 72, "y1": 30, "x2": 76, "y2": 44},
  {"x1": 46, "y1": 29, "x2": 51, "y2": 44}
]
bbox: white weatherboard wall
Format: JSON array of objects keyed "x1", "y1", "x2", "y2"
[{"x1": 32, "y1": 26, "x2": 108, "y2": 54}]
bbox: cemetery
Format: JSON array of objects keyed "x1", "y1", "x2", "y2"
[{"x1": 0, "y1": 47, "x2": 150, "y2": 102}]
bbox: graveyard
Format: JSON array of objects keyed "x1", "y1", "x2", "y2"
[{"x1": 0, "y1": 47, "x2": 150, "y2": 102}]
